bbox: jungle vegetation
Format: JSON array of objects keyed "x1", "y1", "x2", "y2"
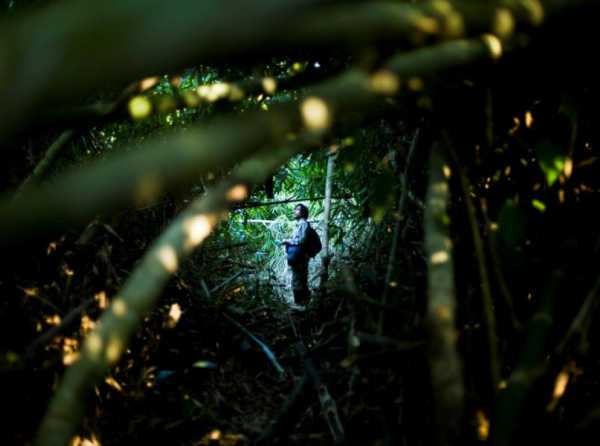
[{"x1": 1, "y1": 0, "x2": 600, "y2": 445}]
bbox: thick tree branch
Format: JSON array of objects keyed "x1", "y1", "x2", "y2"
[
  {"x1": 0, "y1": 38, "x2": 498, "y2": 247},
  {"x1": 424, "y1": 141, "x2": 464, "y2": 442},
  {"x1": 2, "y1": 0, "x2": 588, "y2": 138}
]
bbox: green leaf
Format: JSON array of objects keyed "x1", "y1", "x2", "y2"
[
  {"x1": 531, "y1": 199, "x2": 546, "y2": 212},
  {"x1": 535, "y1": 140, "x2": 566, "y2": 187}
]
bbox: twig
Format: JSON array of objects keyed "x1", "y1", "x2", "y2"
[
  {"x1": 378, "y1": 128, "x2": 420, "y2": 335},
  {"x1": 222, "y1": 313, "x2": 285, "y2": 377},
  {"x1": 25, "y1": 299, "x2": 95, "y2": 360},
  {"x1": 15, "y1": 130, "x2": 75, "y2": 197},
  {"x1": 444, "y1": 136, "x2": 501, "y2": 391},
  {"x1": 210, "y1": 271, "x2": 245, "y2": 294},
  {"x1": 480, "y1": 197, "x2": 521, "y2": 333},
  {"x1": 491, "y1": 271, "x2": 563, "y2": 446},
  {"x1": 556, "y1": 275, "x2": 600, "y2": 357}
]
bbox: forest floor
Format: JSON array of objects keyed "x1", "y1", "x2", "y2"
[{"x1": 82, "y1": 280, "x2": 423, "y2": 446}]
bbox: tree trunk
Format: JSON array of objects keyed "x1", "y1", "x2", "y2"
[{"x1": 319, "y1": 152, "x2": 336, "y2": 291}]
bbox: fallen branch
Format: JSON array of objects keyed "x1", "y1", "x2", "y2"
[{"x1": 223, "y1": 312, "x2": 285, "y2": 377}]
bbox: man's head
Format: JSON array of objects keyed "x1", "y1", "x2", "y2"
[{"x1": 294, "y1": 204, "x2": 309, "y2": 220}]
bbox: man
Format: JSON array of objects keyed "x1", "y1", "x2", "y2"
[{"x1": 282, "y1": 204, "x2": 310, "y2": 307}]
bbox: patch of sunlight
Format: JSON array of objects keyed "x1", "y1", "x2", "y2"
[
  {"x1": 63, "y1": 265, "x2": 75, "y2": 277},
  {"x1": 157, "y1": 244, "x2": 179, "y2": 273},
  {"x1": 547, "y1": 369, "x2": 570, "y2": 411},
  {"x1": 45, "y1": 314, "x2": 61, "y2": 326},
  {"x1": 564, "y1": 158, "x2": 573, "y2": 178},
  {"x1": 407, "y1": 77, "x2": 424, "y2": 91},
  {"x1": 431, "y1": 250, "x2": 449, "y2": 265},
  {"x1": 435, "y1": 305, "x2": 452, "y2": 321},
  {"x1": 369, "y1": 70, "x2": 400, "y2": 95},
  {"x1": 522, "y1": 0, "x2": 544, "y2": 26},
  {"x1": 105, "y1": 337, "x2": 124, "y2": 364},
  {"x1": 493, "y1": 8, "x2": 515, "y2": 39},
  {"x1": 444, "y1": 11, "x2": 464, "y2": 38},
  {"x1": 442, "y1": 165, "x2": 452, "y2": 179},
  {"x1": 183, "y1": 214, "x2": 216, "y2": 250},
  {"x1": 197, "y1": 82, "x2": 233, "y2": 102},
  {"x1": 411, "y1": 12, "x2": 439, "y2": 35},
  {"x1": 525, "y1": 110, "x2": 534, "y2": 128},
  {"x1": 105, "y1": 375, "x2": 124, "y2": 392},
  {"x1": 226, "y1": 184, "x2": 249, "y2": 202},
  {"x1": 112, "y1": 299, "x2": 128, "y2": 318},
  {"x1": 552, "y1": 370, "x2": 569, "y2": 399},
  {"x1": 47, "y1": 241, "x2": 58, "y2": 254},
  {"x1": 139, "y1": 76, "x2": 159, "y2": 92},
  {"x1": 262, "y1": 77, "x2": 277, "y2": 95},
  {"x1": 510, "y1": 116, "x2": 521, "y2": 135},
  {"x1": 301, "y1": 97, "x2": 331, "y2": 131},
  {"x1": 167, "y1": 303, "x2": 182, "y2": 329},
  {"x1": 62, "y1": 337, "x2": 80, "y2": 366},
  {"x1": 23, "y1": 287, "x2": 39, "y2": 297},
  {"x1": 80, "y1": 315, "x2": 96, "y2": 335},
  {"x1": 291, "y1": 61, "x2": 305, "y2": 73},
  {"x1": 482, "y1": 34, "x2": 503, "y2": 60},
  {"x1": 475, "y1": 410, "x2": 490, "y2": 440},
  {"x1": 70, "y1": 434, "x2": 102, "y2": 446},
  {"x1": 128, "y1": 96, "x2": 153, "y2": 120},
  {"x1": 431, "y1": 0, "x2": 452, "y2": 14},
  {"x1": 84, "y1": 333, "x2": 103, "y2": 359},
  {"x1": 95, "y1": 291, "x2": 108, "y2": 310}
]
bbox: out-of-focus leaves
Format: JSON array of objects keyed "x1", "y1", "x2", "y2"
[
  {"x1": 497, "y1": 199, "x2": 527, "y2": 247},
  {"x1": 535, "y1": 140, "x2": 567, "y2": 187},
  {"x1": 192, "y1": 360, "x2": 218, "y2": 369}
]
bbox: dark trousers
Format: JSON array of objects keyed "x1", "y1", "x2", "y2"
[{"x1": 291, "y1": 260, "x2": 309, "y2": 304}]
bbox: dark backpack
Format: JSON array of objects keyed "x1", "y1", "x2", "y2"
[{"x1": 305, "y1": 223, "x2": 322, "y2": 258}]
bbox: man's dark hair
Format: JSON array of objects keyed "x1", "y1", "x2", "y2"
[{"x1": 295, "y1": 203, "x2": 309, "y2": 218}]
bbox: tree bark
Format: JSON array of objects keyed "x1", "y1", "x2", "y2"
[
  {"x1": 319, "y1": 152, "x2": 336, "y2": 291},
  {"x1": 424, "y1": 141, "x2": 464, "y2": 442}
]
